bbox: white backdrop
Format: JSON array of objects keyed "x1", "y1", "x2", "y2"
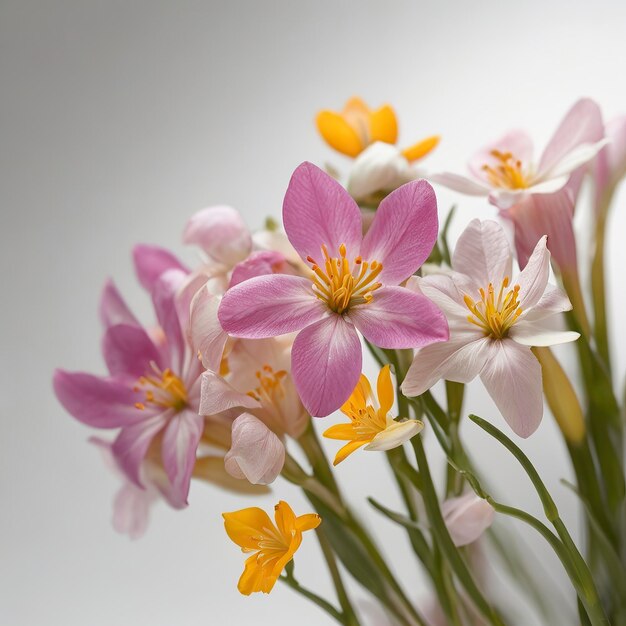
[{"x1": 2, "y1": 1, "x2": 626, "y2": 625}]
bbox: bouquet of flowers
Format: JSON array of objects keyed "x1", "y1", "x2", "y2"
[{"x1": 53, "y1": 96, "x2": 626, "y2": 625}]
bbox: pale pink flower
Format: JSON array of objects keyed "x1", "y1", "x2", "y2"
[
  {"x1": 54, "y1": 259, "x2": 204, "y2": 506},
  {"x1": 430, "y1": 99, "x2": 606, "y2": 210},
  {"x1": 218, "y1": 162, "x2": 449, "y2": 417},
  {"x1": 442, "y1": 493, "x2": 495, "y2": 547},
  {"x1": 594, "y1": 115, "x2": 626, "y2": 205},
  {"x1": 402, "y1": 219, "x2": 579, "y2": 437}
]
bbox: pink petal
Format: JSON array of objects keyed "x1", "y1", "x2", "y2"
[
  {"x1": 229, "y1": 250, "x2": 291, "y2": 287},
  {"x1": 53, "y1": 370, "x2": 146, "y2": 428},
  {"x1": 349, "y1": 286, "x2": 449, "y2": 349},
  {"x1": 199, "y1": 371, "x2": 260, "y2": 416},
  {"x1": 428, "y1": 172, "x2": 491, "y2": 195},
  {"x1": 539, "y1": 98, "x2": 603, "y2": 175},
  {"x1": 291, "y1": 315, "x2": 362, "y2": 417},
  {"x1": 183, "y1": 205, "x2": 252, "y2": 266},
  {"x1": 468, "y1": 129, "x2": 534, "y2": 182},
  {"x1": 407, "y1": 275, "x2": 470, "y2": 321},
  {"x1": 112, "y1": 482, "x2": 156, "y2": 540},
  {"x1": 516, "y1": 236, "x2": 550, "y2": 309},
  {"x1": 161, "y1": 410, "x2": 204, "y2": 504},
  {"x1": 506, "y1": 189, "x2": 577, "y2": 272},
  {"x1": 360, "y1": 179, "x2": 438, "y2": 284},
  {"x1": 102, "y1": 324, "x2": 163, "y2": 379},
  {"x1": 133, "y1": 244, "x2": 188, "y2": 293},
  {"x1": 189, "y1": 286, "x2": 228, "y2": 372},
  {"x1": 112, "y1": 413, "x2": 168, "y2": 486},
  {"x1": 480, "y1": 340, "x2": 543, "y2": 438},
  {"x1": 598, "y1": 116, "x2": 626, "y2": 193},
  {"x1": 401, "y1": 333, "x2": 489, "y2": 397},
  {"x1": 282, "y1": 162, "x2": 362, "y2": 263},
  {"x1": 451, "y1": 219, "x2": 512, "y2": 287},
  {"x1": 99, "y1": 279, "x2": 138, "y2": 329},
  {"x1": 224, "y1": 413, "x2": 285, "y2": 484},
  {"x1": 218, "y1": 274, "x2": 326, "y2": 339},
  {"x1": 442, "y1": 493, "x2": 495, "y2": 547},
  {"x1": 523, "y1": 284, "x2": 572, "y2": 322}
]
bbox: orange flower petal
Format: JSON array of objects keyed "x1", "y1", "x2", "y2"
[
  {"x1": 316, "y1": 111, "x2": 364, "y2": 157},
  {"x1": 369, "y1": 105, "x2": 398, "y2": 145},
  {"x1": 402, "y1": 135, "x2": 440, "y2": 162}
]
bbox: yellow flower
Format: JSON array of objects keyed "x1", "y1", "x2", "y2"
[
  {"x1": 223, "y1": 500, "x2": 321, "y2": 595},
  {"x1": 315, "y1": 96, "x2": 440, "y2": 161},
  {"x1": 323, "y1": 365, "x2": 423, "y2": 465}
]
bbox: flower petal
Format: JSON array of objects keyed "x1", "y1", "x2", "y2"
[
  {"x1": 189, "y1": 285, "x2": 228, "y2": 372},
  {"x1": 291, "y1": 316, "x2": 362, "y2": 417},
  {"x1": 282, "y1": 162, "x2": 362, "y2": 262},
  {"x1": 218, "y1": 274, "x2": 326, "y2": 339},
  {"x1": 161, "y1": 410, "x2": 204, "y2": 503},
  {"x1": 428, "y1": 172, "x2": 491, "y2": 196},
  {"x1": 538, "y1": 98, "x2": 604, "y2": 175},
  {"x1": 229, "y1": 250, "x2": 291, "y2": 287},
  {"x1": 442, "y1": 493, "x2": 495, "y2": 547},
  {"x1": 316, "y1": 110, "x2": 363, "y2": 157},
  {"x1": 509, "y1": 320, "x2": 579, "y2": 347},
  {"x1": 199, "y1": 370, "x2": 260, "y2": 416},
  {"x1": 377, "y1": 365, "x2": 394, "y2": 415},
  {"x1": 467, "y1": 130, "x2": 534, "y2": 182},
  {"x1": 112, "y1": 481, "x2": 157, "y2": 540},
  {"x1": 360, "y1": 179, "x2": 438, "y2": 284},
  {"x1": 451, "y1": 219, "x2": 512, "y2": 287},
  {"x1": 364, "y1": 419, "x2": 423, "y2": 451},
  {"x1": 480, "y1": 340, "x2": 543, "y2": 438},
  {"x1": 224, "y1": 413, "x2": 285, "y2": 485},
  {"x1": 349, "y1": 286, "x2": 449, "y2": 349},
  {"x1": 53, "y1": 370, "x2": 146, "y2": 428},
  {"x1": 515, "y1": 235, "x2": 550, "y2": 311},
  {"x1": 223, "y1": 506, "x2": 274, "y2": 550},
  {"x1": 369, "y1": 104, "x2": 398, "y2": 144},
  {"x1": 102, "y1": 324, "x2": 162, "y2": 379},
  {"x1": 183, "y1": 205, "x2": 252, "y2": 267},
  {"x1": 401, "y1": 334, "x2": 489, "y2": 398},
  {"x1": 99, "y1": 279, "x2": 139, "y2": 329},
  {"x1": 133, "y1": 244, "x2": 188, "y2": 293},
  {"x1": 333, "y1": 440, "x2": 367, "y2": 465}
]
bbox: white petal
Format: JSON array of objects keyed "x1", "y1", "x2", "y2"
[
  {"x1": 428, "y1": 172, "x2": 491, "y2": 196},
  {"x1": 510, "y1": 321, "x2": 579, "y2": 347},
  {"x1": 541, "y1": 139, "x2": 609, "y2": 179},
  {"x1": 199, "y1": 371, "x2": 260, "y2": 416},
  {"x1": 189, "y1": 285, "x2": 228, "y2": 372},
  {"x1": 516, "y1": 236, "x2": 550, "y2": 310},
  {"x1": 480, "y1": 340, "x2": 543, "y2": 438},
  {"x1": 442, "y1": 493, "x2": 495, "y2": 547},
  {"x1": 364, "y1": 419, "x2": 424, "y2": 451}
]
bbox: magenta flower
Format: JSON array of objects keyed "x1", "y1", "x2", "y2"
[
  {"x1": 218, "y1": 162, "x2": 449, "y2": 416},
  {"x1": 54, "y1": 255, "x2": 204, "y2": 507}
]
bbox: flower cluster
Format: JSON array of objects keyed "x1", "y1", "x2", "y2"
[{"x1": 53, "y1": 95, "x2": 626, "y2": 626}]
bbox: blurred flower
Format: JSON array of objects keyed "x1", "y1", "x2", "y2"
[
  {"x1": 223, "y1": 501, "x2": 321, "y2": 595},
  {"x1": 54, "y1": 262, "x2": 205, "y2": 506},
  {"x1": 430, "y1": 99, "x2": 606, "y2": 209},
  {"x1": 594, "y1": 115, "x2": 626, "y2": 206},
  {"x1": 442, "y1": 493, "x2": 495, "y2": 547},
  {"x1": 218, "y1": 162, "x2": 448, "y2": 417},
  {"x1": 324, "y1": 365, "x2": 423, "y2": 465},
  {"x1": 402, "y1": 219, "x2": 579, "y2": 437}
]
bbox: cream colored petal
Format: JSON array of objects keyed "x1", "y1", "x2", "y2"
[{"x1": 364, "y1": 419, "x2": 424, "y2": 451}]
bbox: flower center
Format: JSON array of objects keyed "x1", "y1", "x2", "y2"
[
  {"x1": 307, "y1": 243, "x2": 383, "y2": 314},
  {"x1": 134, "y1": 363, "x2": 188, "y2": 412},
  {"x1": 343, "y1": 400, "x2": 387, "y2": 439},
  {"x1": 482, "y1": 150, "x2": 529, "y2": 189},
  {"x1": 247, "y1": 365, "x2": 287, "y2": 407},
  {"x1": 463, "y1": 277, "x2": 523, "y2": 339}
]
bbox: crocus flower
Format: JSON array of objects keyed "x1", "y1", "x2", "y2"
[
  {"x1": 442, "y1": 493, "x2": 495, "y2": 547},
  {"x1": 223, "y1": 500, "x2": 321, "y2": 595},
  {"x1": 54, "y1": 264, "x2": 204, "y2": 506},
  {"x1": 316, "y1": 96, "x2": 439, "y2": 160},
  {"x1": 401, "y1": 219, "x2": 579, "y2": 437},
  {"x1": 430, "y1": 99, "x2": 606, "y2": 210},
  {"x1": 323, "y1": 365, "x2": 423, "y2": 465},
  {"x1": 218, "y1": 162, "x2": 449, "y2": 417}
]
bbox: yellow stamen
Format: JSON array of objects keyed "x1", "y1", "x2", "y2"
[
  {"x1": 134, "y1": 362, "x2": 188, "y2": 412},
  {"x1": 464, "y1": 277, "x2": 523, "y2": 339},
  {"x1": 482, "y1": 149, "x2": 529, "y2": 189},
  {"x1": 308, "y1": 243, "x2": 383, "y2": 314},
  {"x1": 223, "y1": 501, "x2": 321, "y2": 595}
]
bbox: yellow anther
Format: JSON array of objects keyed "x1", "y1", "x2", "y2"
[{"x1": 482, "y1": 149, "x2": 529, "y2": 189}]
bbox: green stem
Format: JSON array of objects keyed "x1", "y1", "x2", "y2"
[{"x1": 280, "y1": 572, "x2": 346, "y2": 624}]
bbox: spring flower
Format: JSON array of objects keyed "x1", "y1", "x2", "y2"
[
  {"x1": 442, "y1": 493, "x2": 495, "y2": 547},
  {"x1": 401, "y1": 219, "x2": 579, "y2": 437},
  {"x1": 430, "y1": 99, "x2": 606, "y2": 210},
  {"x1": 218, "y1": 162, "x2": 449, "y2": 417},
  {"x1": 594, "y1": 115, "x2": 626, "y2": 206},
  {"x1": 223, "y1": 500, "x2": 321, "y2": 595},
  {"x1": 323, "y1": 365, "x2": 423, "y2": 465},
  {"x1": 54, "y1": 264, "x2": 204, "y2": 506},
  {"x1": 316, "y1": 96, "x2": 439, "y2": 159}
]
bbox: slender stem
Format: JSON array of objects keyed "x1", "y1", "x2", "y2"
[{"x1": 280, "y1": 573, "x2": 345, "y2": 624}]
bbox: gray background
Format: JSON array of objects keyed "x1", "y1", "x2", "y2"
[{"x1": 2, "y1": 1, "x2": 626, "y2": 624}]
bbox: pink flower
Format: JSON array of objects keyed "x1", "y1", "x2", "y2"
[
  {"x1": 441, "y1": 493, "x2": 495, "y2": 547},
  {"x1": 430, "y1": 99, "x2": 606, "y2": 210},
  {"x1": 218, "y1": 162, "x2": 449, "y2": 417},
  {"x1": 594, "y1": 115, "x2": 626, "y2": 205},
  {"x1": 401, "y1": 219, "x2": 579, "y2": 437},
  {"x1": 54, "y1": 258, "x2": 204, "y2": 507}
]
